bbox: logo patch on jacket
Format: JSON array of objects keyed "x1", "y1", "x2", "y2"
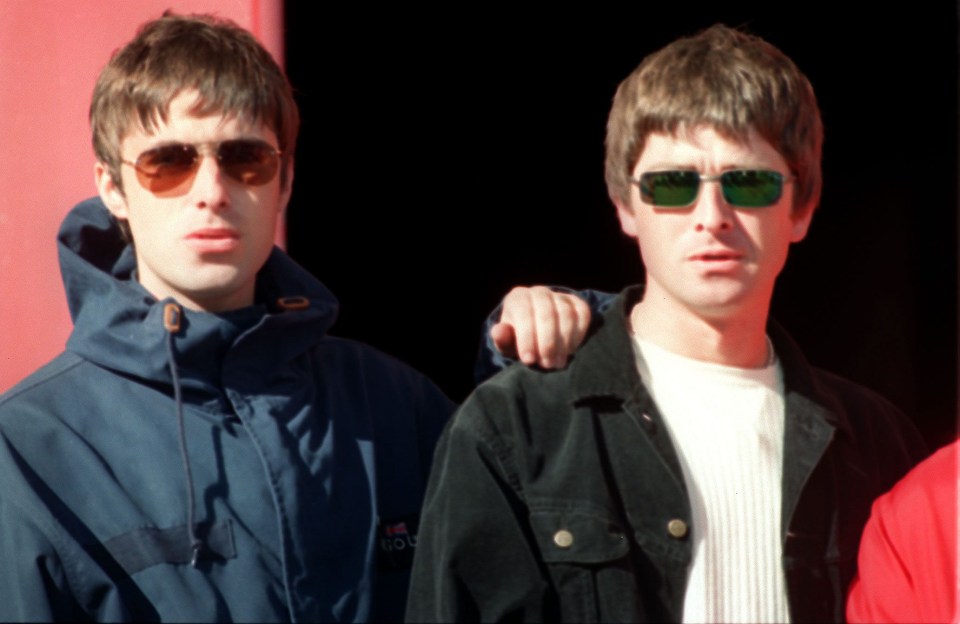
[{"x1": 377, "y1": 515, "x2": 419, "y2": 571}]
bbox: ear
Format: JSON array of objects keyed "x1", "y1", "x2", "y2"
[
  {"x1": 789, "y1": 200, "x2": 815, "y2": 243},
  {"x1": 614, "y1": 196, "x2": 640, "y2": 239},
  {"x1": 94, "y1": 161, "x2": 129, "y2": 220}
]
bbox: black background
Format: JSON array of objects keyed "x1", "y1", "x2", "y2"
[{"x1": 283, "y1": 5, "x2": 958, "y2": 450}]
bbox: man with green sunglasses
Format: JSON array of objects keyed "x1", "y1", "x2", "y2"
[{"x1": 408, "y1": 24, "x2": 927, "y2": 623}]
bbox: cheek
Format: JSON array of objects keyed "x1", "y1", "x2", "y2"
[
  {"x1": 124, "y1": 198, "x2": 178, "y2": 253},
  {"x1": 635, "y1": 215, "x2": 682, "y2": 251},
  {"x1": 252, "y1": 188, "x2": 284, "y2": 233},
  {"x1": 634, "y1": 232, "x2": 674, "y2": 272},
  {"x1": 752, "y1": 218, "x2": 796, "y2": 263},
  {"x1": 131, "y1": 207, "x2": 164, "y2": 234}
]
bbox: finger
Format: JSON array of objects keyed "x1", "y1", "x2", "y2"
[
  {"x1": 490, "y1": 322, "x2": 519, "y2": 360},
  {"x1": 499, "y1": 288, "x2": 539, "y2": 364},
  {"x1": 569, "y1": 295, "x2": 592, "y2": 352},
  {"x1": 527, "y1": 287, "x2": 561, "y2": 368},
  {"x1": 547, "y1": 293, "x2": 590, "y2": 366},
  {"x1": 553, "y1": 295, "x2": 579, "y2": 364}
]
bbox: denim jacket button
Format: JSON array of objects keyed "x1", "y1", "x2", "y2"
[
  {"x1": 553, "y1": 529, "x2": 574, "y2": 549},
  {"x1": 667, "y1": 519, "x2": 688, "y2": 539}
]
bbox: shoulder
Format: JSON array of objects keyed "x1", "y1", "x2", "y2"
[
  {"x1": 804, "y1": 366, "x2": 929, "y2": 483},
  {"x1": 774, "y1": 326, "x2": 925, "y2": 457},
  {"x1": 847, "y1": 440, "x2": 959, "y2": 622},
  {"x1": 0, "y1": 351, "x2": 146, "y2": 479},
  {"x1": 0, "y1": 352, "x2": 93, "y2": 426},
  {"x1": 301, "y1": 337, "x2": 456, "y2": 448},
  {"x1": 862, "y1": 441, "x2": 958, "y2": 566},
  {"x1": 772, "y1": 323, "x2": 928, "y2": 490},
  {"x1": 312, "y1": 336, "x2": 452, "y2": 402},
  {"x1": 452, "y1": 290, "x2": 637, "y2": 450},
  {"x1": 808, "y1": 366, "x2": 923, "y2": 445},
  {"x1": 876, "y1": 440, "x2": 958, "y2": 516},
  {"x1": 0, "y1": 352, "x2": 85, "y2": 404},
  {"x1": 807, "y1": 366, "x2": 909, "y2": 422},
  {"x1": 450, "y1": 359, "x2": 583, "y2": 466},
  {"x1": 464, "y1": 356, "x2": 573, "y2": 411},
  {"x1": 311, "y1": 334, "x2": 420, "y2": 375},
  {"x1": 772, "y1": 321, "x2": 904, "y2": 421}
]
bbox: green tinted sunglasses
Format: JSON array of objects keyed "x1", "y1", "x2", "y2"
[{"x1": 634, "y1": 170, "x2": 794, "y2": 208}]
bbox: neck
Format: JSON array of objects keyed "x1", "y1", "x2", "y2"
[{"x1": 629, "y1": 285, "x2": 772, "y2": 369}]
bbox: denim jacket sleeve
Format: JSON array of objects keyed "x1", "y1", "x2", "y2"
[
  {"x1": 473, "y1": 288, "x2": 616, "y2": 385},
  {"x1": 405, "y1": 387, "x2": 550, "y2": 622}
]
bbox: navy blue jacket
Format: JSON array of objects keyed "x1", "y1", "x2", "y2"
[
  {"x1": 0, "y1": 198, "x2": 454, "y2": 622},
  {"x1": 408, "y1": 286, "x2": 928, "y2": 622}
]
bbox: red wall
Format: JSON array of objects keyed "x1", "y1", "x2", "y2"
[{"x1": 0, "y1": 0, "x2": 284, "y2": 392}]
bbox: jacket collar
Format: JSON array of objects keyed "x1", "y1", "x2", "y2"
[
  {"x1": 567, "y1": 285, "x2": 855, "y2": 440},
  {"x1": 59, "y1": 197, "x2": 339, "y2": 406},
  {"x1": 567, "y1": 285, "x2": 647, "y2": 404}
]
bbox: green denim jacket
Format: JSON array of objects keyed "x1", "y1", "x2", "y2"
[{"x1": 407, "y1": 286, "x2": 927, "y2": 623}]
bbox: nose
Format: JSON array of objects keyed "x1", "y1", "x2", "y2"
[
  {"x1": 693, "y1": 177, "x2": 733, "y2": 233},
  {"x1": 189, "y1": 150, "x2": 229, "y2": 211}
]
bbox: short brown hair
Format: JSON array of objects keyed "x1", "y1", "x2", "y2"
[
  {"x1": 605, "y1": 24, "x2": 823, "y2": 213},
  {"x1": 90, "y1": 12, "x2": 299, "y2": 192}
]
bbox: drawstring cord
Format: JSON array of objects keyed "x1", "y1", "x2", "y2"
[
  {"x1": 163, "y1": 303, "x2": 206, "y2": 567},
  {"x1": 159, "y1": 297, "x2": 307, "y2": 568}
]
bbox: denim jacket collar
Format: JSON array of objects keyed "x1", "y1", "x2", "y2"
[{"x1": 568, "y1": 285, "x2": 854, "y2": 435}]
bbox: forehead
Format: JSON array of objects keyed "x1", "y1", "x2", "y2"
[
  {"x1": 635, "y1": 124, "x2": 788, "y2": 172},
  {"x1": 120, "y1": 90, "x2": 274, "y2": 149}
]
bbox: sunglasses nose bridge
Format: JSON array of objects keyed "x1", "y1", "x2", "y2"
[
  {"x1": 691, "y1": 174, "x2": 734, "y2": 231},
  {"x1": 696, "y1": 173, "x2": 725, "y2": 197},
  {"x1": 192, "y1": 142, "x2": 222, "y2": 163},
  {"x1": 194, "y1": 142, "x2": 247, "y2": 185},
  {"x1": 186, "y1": 146, "x2": 233, "y2": 206}
]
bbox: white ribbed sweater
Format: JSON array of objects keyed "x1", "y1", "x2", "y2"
[{"x1": 634, "y1": 337, "x2": 790, "y2": 623}]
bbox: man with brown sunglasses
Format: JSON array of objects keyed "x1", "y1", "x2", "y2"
[
  {"x1": 407, "y1": 24, "x2": 928, "y2": 623},
  {"x1": 0, "y1": 13, "x2": 591, "y2": 622}
]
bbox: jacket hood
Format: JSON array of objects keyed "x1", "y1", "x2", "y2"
[{"x1": 58, "y1": 197, "x2": 339, "y2": 403}]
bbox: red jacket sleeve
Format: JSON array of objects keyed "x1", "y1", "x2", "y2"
[{"x1": 846, "y1": 440, "x2": 959, "y2": 623}]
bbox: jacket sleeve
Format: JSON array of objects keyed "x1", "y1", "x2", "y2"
[
  {"x1": 0, "y1": 495, "x2": 87, "y2": 621},
  {"x1": 405, "y1": 389, "x2": 552, "y2": 622},
  {"x1": 473, "y1": 288, "x2": 616, "y2": 384},
  {"x1": 0, "y1": 431, "x2": 138, "y2": 622},
  {"x1": 846, "y1": 441, "x2": 958, "y2": 623}
]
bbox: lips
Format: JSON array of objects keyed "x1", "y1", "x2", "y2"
[
  {"x1": 185, "y1": 227, "x2": 240, "y2": 253},
  {"x1": 689, "y1": 250, "x2": 743, "y2": 261}
]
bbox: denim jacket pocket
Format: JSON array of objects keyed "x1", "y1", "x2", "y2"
[
  {"x1": 530, "y1": 508, "x2": 628, "y2": 563},
  {"x1": 529, "y1": 508, "x2": 639, "y2": 622}
]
